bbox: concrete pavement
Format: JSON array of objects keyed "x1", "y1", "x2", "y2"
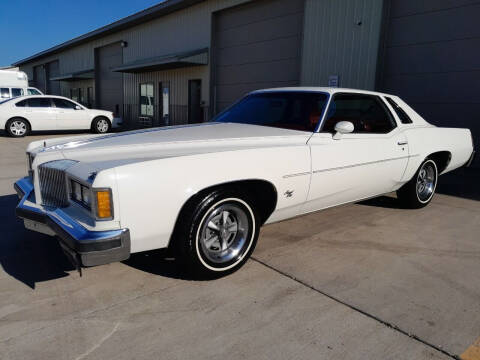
[{"x1": 0, "y1": 132, "x2": 479, "y2": 360}]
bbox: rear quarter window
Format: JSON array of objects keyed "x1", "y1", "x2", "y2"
[{"x1": 385, "y1": 97, "x2": 413, "y2": 124}]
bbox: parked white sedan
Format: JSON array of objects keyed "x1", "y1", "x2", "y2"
[
  {"x1": 14, "y1": 88, "x2": 475, "y2": 275},
  {"x1": 0, "y1": 95, "x2": 121, "y2": 137}
]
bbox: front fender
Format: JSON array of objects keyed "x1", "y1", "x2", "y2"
[{"x1": 113, "y1": 146, "x2": 311, "y2": 253}]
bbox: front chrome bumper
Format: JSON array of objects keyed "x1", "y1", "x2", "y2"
[{"x1": 14, "y1": 177, "x2": 130, "y2": 267}]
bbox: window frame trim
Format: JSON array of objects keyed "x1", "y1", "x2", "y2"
[
  {"x1": 319, "y1": 92, "x2": 398, "y2": 135},
  {"x1": 383, "y1": 96, "x2": 413, "y2": 125}
]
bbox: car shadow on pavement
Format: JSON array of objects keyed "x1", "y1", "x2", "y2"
[
  {"x1": 123, "y1": 251, "x2": 225, "y2": 281},
  {"x1": 0, "y1": 194, "x2": 74, "y2": 289},
  {"x1": 359, "y1": 168, "x2": 479, "y2": 209}
]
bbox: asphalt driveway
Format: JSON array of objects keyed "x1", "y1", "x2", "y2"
[{"x1": 0, "y1": 133, "x2": 479, "y2": 360}]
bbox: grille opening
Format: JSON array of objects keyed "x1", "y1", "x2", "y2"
[{"x1": 38, "y1": 160, "x2": 78, "y2": 208}]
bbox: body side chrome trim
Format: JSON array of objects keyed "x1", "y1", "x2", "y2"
[
  {"x1": 282, "y1": 171, "x2": 311, "y2": 179},
  {"x1": 312, "y1": 154, "x2": 419, "y2": 174}
]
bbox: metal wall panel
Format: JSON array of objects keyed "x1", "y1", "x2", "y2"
[
  {"x1": 301, "y1": 0, "x2": 384, "y2": 90},
  {"x1": 378, "y1": 0, "x2": 480, "y2": 166},
  {"x1": 19, "y1": 0, "x2": 252, "y2": 109}
]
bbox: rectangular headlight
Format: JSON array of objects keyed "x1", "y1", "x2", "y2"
[{"x1": 70, "y1": 179, "x2": 92, "y2": 210}]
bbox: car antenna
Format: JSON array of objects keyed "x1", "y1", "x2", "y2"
[{"x1": 43, "y1": 141, "x2": 46, "y2": 148}]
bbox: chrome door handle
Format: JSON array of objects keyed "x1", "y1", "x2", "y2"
[{"x1": 397, "y1": 141, "x2": 408, "y2": 145}]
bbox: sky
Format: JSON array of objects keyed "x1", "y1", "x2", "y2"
[{"x1": 0, "y1": 0, "x2": 163, "y2": 67}]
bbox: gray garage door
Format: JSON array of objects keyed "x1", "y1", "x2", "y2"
[
  {"x1": 46, "y1": 60, "x2": 60, "y2": 95},
  {"x1": 213, "y1": 0, "x2": 305, "y2": 113},
  {"x1": 96, "y1": 43, "x2": 124, "y2": 117},
  {"x1": 378, "y1": 0, "x2": 480, "y2": 167},
  {"x1": 33, "y1": 65, "x2": 46, "y2": 94}
]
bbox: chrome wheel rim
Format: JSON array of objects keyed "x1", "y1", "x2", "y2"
[
  {"x1": 10, "y1": 121, "x2": 26, "y2": 136},
  {"x1": 97, "y1": 119, "x2": 109, "y2": 133},
  {"x1": 199, "y1": 202, "x2": 250, "y2": 264},
  {"x1": 416, "y1": 161, "x2": 436, "y2": 202}
]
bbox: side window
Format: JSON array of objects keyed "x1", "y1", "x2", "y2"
[
  {"x1": 27, "y1": 98, "x2": 52, "y2": 108},
  {"x1": 11, "y1": 88, "x2": 24, "y2": 97},
  {"x1": 27, "y1": 88, "x2": 41, "y2": 95},
  {"x1": 385, "y1": 97, "x2": 413, "y2": 124},
  {"x1": 53, "y1": 98, "x2": 77, "y2": 109},
  {"x1": 16, "y1": 99, "x2": 27, "y2": 107},
  {"x1": 322, "y1": 94, "x2": 396, "y2": 134},
  {"x1": 0, "y1": 88, "x2": 10, "y2": 99}
]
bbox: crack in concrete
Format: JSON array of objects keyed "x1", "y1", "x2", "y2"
[
  {"x1": 251, "y1": 256, "x2": 461, "y2": 360},
  {"x1": 74, "y1": 321, "x2": 120, "y2": 360}
]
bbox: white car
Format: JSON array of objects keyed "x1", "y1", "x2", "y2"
[
  {"x1": 0, "y1": 95, "x2": 121, "y2": 137},
  {"x1": 14, "y1": 87, "x2": 475, "y2": 275}
]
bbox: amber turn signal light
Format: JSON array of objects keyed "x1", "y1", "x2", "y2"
[{"x1": 95, "y1": 190, "x2": 112, "y2": 219}]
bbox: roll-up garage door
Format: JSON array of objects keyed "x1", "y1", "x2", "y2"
[
  {"x1": 213, "y1": 0, "x2": 305, "y2": 113},
  {"x1": 378, "y1": 1, "x2": 480, "y2": 166},
  {"x1": 96, "y1": 42, "x2": 124, "y2": 116}
]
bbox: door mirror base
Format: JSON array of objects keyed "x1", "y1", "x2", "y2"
[{"x1": 333, "y1": 121, "x2": 354, "y2": 140}]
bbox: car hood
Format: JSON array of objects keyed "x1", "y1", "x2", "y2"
[{"x1": 30, "y1": 123, "x2": 311, "y2": 172}]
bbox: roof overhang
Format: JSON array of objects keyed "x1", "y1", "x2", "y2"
[
  {"x1": 12, "y1": 0, "x2": 205, "y2": 66},
  {"x1": 112, "y1": 48, "x2": 208, "y2": 73},
  {"x1": 50, "y1": 69, "x2": 95, "y2": 81}
]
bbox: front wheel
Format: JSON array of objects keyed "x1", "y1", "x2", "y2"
[
  {"x1": 91, "y1": 117, "x2": 111, "y2": 134},
  {"x1": 6, "y1": 118, "x2": 30, "y2": 137},
  {"x1": 175, "y1": 188, "x2": 259, "y2": 276},
  {"x1": 397, "y1": 159, "x2": 438, "y2": 208}
]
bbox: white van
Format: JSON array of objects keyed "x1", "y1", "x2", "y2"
[{"x1": 0, "y1": 70, "x2": 43, "y2": 101}]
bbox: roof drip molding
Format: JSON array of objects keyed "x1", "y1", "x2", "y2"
[
  {"x1": 12, "y1": 0, "x2": 205, "y2": 66},
  {"x1": 112, "y1": 47, "x2": 209, "y2": 73}
]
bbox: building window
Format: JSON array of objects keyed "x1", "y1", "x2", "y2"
[
  {"x1": 140, "y1": 83, "x2": 154, "y2": 117},
  {"x1": 70, "y1": 88, "x2": 82, "y2": 103}
]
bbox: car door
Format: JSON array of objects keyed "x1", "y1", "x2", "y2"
[
  {"x1": 52, "y1": 98, "x2": 89, "y2": 129},
  {"x1": 303, "y1": 93, "x2": 409, "y2": 213},
  {"x1": 25, "y1": 97, "x2": 57, "y2": 130}
]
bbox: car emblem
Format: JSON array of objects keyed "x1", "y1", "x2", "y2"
[{"x1": 284, "y1": 190, "x2": 294, "y2": 198}]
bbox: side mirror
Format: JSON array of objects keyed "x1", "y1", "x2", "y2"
[
  {"x1": 333, "y1": 121, "x2": 354, "y2": 140},
  {"x1": 75, "y1": 105, "x2": 82, "y2": 110}
]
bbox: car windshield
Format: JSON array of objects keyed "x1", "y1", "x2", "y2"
[{"x1": 213, "y1": 91, "x2": 329, "y2": 132}]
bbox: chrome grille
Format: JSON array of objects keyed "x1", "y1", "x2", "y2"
[{"x1": 38, "y1": 160, "x2": 78, "y2": 208}]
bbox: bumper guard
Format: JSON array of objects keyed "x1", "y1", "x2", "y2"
[{"x1": 14, "y1": 177, "x2": 130, "y2": 267}]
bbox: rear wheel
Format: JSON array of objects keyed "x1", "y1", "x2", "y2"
[
  {"x1": 91, "y1": 117, "x2": 111, "y2": 134},
  {"x1": 174, "y1": 188, "x2": 259, "y2": 276},
  {"x1": 6, "y1": 118, "x2": 30, "y2": 137},
  {"x1": 397, "y1": 159, "x2": 438, "y2": 208}
]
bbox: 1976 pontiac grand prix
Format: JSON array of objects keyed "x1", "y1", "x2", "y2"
[{"x1": 14, "y1": 88, "x2": 475, "y2": 275}]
